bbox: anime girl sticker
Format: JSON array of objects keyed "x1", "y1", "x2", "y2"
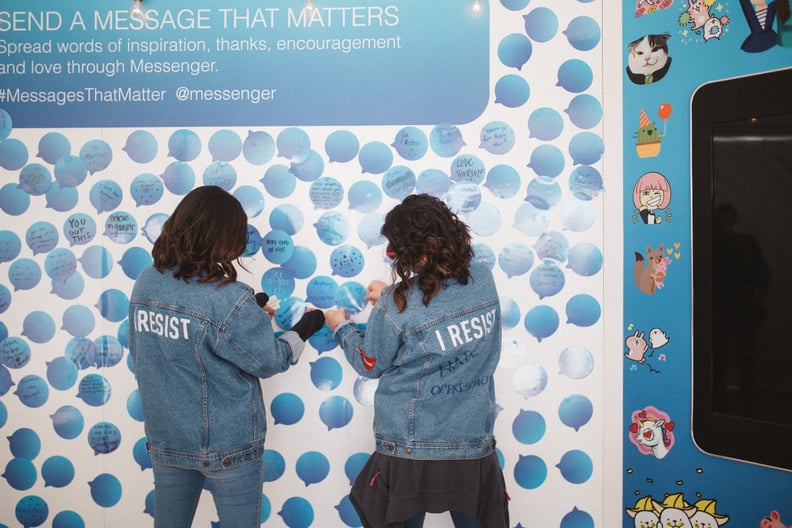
[{"x1": 632, "y1": 171, "x2": 671, "y2": 224}]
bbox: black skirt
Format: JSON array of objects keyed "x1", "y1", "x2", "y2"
[{"x1": 349, "y1": 451, "x2": 510, "y2": 528}]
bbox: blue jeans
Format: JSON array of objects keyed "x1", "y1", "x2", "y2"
[
  {"x1": 404, "y1": 511, "x2": 485, "y2": 528},
  {"x1": 152, "y1": 460, "x2": 263, "y2": 528}
]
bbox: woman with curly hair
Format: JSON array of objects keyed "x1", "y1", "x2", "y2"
[
  {"x1": 326, "y1": 194, "x2": 509, "y2": 528},
  {"x1": 129, "y1": 185, "x2": 324, "y2": 528}
]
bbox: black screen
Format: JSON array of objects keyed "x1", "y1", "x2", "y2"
[{"x1": 692, "y1": 68, "x2": 792, "y2": 470}]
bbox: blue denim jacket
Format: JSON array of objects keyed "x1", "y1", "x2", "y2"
[
  {"x1": 333, "y1": 264, "x2": 501, "y2": 460},
  {"x1": 128, "y1": 266, "x2": 304, "y2": 471}
]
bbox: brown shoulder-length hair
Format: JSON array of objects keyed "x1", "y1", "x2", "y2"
[
  {"x1": 152, "y1": 186, "x2": 248, "y2": 285},
  {"x1": 382, "y1": 193, "x2": 473, "y2": 312}
]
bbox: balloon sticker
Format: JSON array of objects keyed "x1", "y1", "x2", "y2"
[
  {"x1": 15, "y1": 494, "x2": 49, "y2": 528},
  {"x1": 96, "y1": 289, "x2": 129, "y2": 322},
  {"x1": 142, "y1": 213, "x2": 169, "y2": 244},
  {"x1": 118, "y1": 247, "x2": 153, "y2": 280},
  {"x1": 94, "y1": 335, "x2": 124, "y2": 368},
  {"x1": 443, "y1": 182, "x2": 482, "y2": 215},
  {"x1": 263, "y1": 449, "x2": 286, "y2": 482},
  {"x1": 281, "y1": 246, "x2": 317, "y2": 279},
  {"x1": 61, "y1": 305, "x2": 96, "y2": 338},
  {"x1": 556, "y1": 449, "x2": 593, "y2": 484},
  {"x1": 563, "y1": 16, "x2": 601, "y2": 51}
]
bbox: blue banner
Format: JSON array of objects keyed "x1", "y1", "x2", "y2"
[{"x1": 0, "y1": 0, "x2": 490, "y2": 127}]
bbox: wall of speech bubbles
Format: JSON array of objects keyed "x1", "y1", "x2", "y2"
[{"x1": 0, "y1": 0, "x2": 608, "y2": 527}]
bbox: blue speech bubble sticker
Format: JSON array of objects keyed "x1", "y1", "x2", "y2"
[
  {"x1": 4, "y1": 457, "x2": 37, "y2": 490},
  {"x1": 314, "y1": 211, "x2": 350, "y2": 246},
  {"x1": 94, "y1": 335, "x2": 124, "y2": 368},
  {"x1": 525, "y1": 177, "x2": 562, "y2": 210},
  {"x1": 563, "y1": 16, "x2": 601, "y2": 51},
  {"x1": 309, "y1": 177, "x2": 344, "y2": 210},
  {"x1": 45, "y1": 248, "x2": 77, "y2": 284},
  {"x1": 45, "y1": 185, "x2": 79, "y2": 212},
  {"x1": 514, "y1": 454, "x2": 547, "y2": 490},
  {"x1": 0, "y1": 230, "x2": 22, "y2": 262},
  {"x1": 557, "y1": 449, "x2": 593, "y2": 484},
  {"x1": 430, "y1": 124, "x2": 465, "y2": 158},
  {"x1": 513, "y1": 362, "x2": 548, "y2": 400},
  {"x1": 15, "y1": 494, "x2": 49, "y2": 528},
  {"x1": 530, "y1": 262, "x2": 565, "y2": 299},
  {"x1": 79, "y1": 139, "x2": 112, "y2": 175},
  {"x1": 357, "y1": 212, "x2": 386, "y2": 249},
  {"x1": 243, "y1": 130, "x2": 276, "y2": 165},
  {"x1": 65, "y1": 337, "x2": 96, "y2": 370},
  {"x1": 567, "y1": 243, "x2": 603, "y2": 277},
  {"x1": 160, "y1": 161, "x2": 195, "y2": 195},
  {"x1": 528, "y1": 107, "x2": 564, "y2": 141},
  {"x1": 325, "y1": 130, "x2": 359, "y2": 163},
  {"x1": 565, "y1": 94, "x2": 603, "y2": 130},
  {"x1": 561, "y1": 507, "x2": 595, "y2": 528},
  {"x1": 353, "y1": 376, "x2": 379, "y2": 407},
  {"x1": 443, "y1": 182, "x2": 482, "y2": 215},
  {"x1": 50, "y1": 405, "x2": 84, "y2": 439},
  {"x1": 26, "y1": 222, "x2": 58, "y2": 256},
  {"x1": 54, "y1": 155, "x2": 88, "y2": 189},
  {"x1": 471, "y1": 242, "x2": 496, "y2": 270},
  {"x1": 61, "y1": 304, "x2": 95, "y2": 338},
  {"x1": 310, "y1": 357, "x2": 343, "y2": 392},
  {"x1": 528, "y1": 144, "x2": 565, "y2": 179},
  {"x1": 46, "y1": 357, "x2": 78, "y2": 391},
  {"x1": 359, "y1": 141, "x2": 393, "y2": 175},
  {"x1": 9, "y1": 258, "x2": 42, "y2": 291},
  {"x1": 167, "y1": 129, "x2": 201, "y2": 162},
  {"x1": 103, "y1": 211, "x2": 138, "y2": 245},
  {"x1": 566, "y1": 294, "x2": 601, "y2": 327},
  {"x1": 208, "y1": 129, "x2": 242, "y2": 162},
  {"x1": 260, "y1": 267, "x2": 295, "y2": 300},
  {"x1": 296, "y1": 451, "x2": 330, "y2": 487},
  {"x1": 450, "y1": 154, "x2": 486, "y2": 185},
  {"x1": 278, "y1": 496, "x2": 314, "y2": 528},
  {"x1": 498, "y1": 243, "x2": 534, "y2": 278},
  {"x1": 261, "y1": 164, "x2": 296, "y2": 198},
  {"x1": 23, "y1": 311, "x2": 56, "y2": 344},
  {"x1": 277, "y1": 127, "x2": 311, "y2": 159},
  {"x1": 96, "y1": 288, "x2": 129, "y2": 322},
  {"x1": 123, "y1": 130, "x2": 158, "y2": 164},
  {"x1": 263, "y1": 449, "x2": 286, "y2": 482},
  {"x1": 202, "y1": 161, "x2": 237, "y2": 191},
  {"x1": 0, "y1": 138, "x2": 29, "y2": 171},
  {"x1": 494, "y1": 74, "x2": 530, "y2": 108},
  {"x1": 41, "y1": 455, "x2": 75, "y2": 488},
  {"x1": 77, "y1": 373, "x2": 111, "y2": 407},
  {"x1": 15, "y1": 374, "x2": 49, "y2": 408},
  {"x1": 569, "y1": 165, "x2": 604, "y2": 201},
  {"x1": 559, "y1": 394, "x2": 594, "y2": 431},
  {"x1": 19, "y1": 163, "x2": 52, "y2": 196},
  {"x1": 0, "y1": 108, "x2": 10, "y2": 140},
  {"x1": 498, "y1": 33, "x2": 532, "y2": 70},
  {"x1": 306, "y1": 276, "x2": 339, "y2": 309},
  {"x1": 233, "y1": 185, "x2": 265, "y2": 219},
  {"x1": 138, "y1": 214, "x2": 166, "y2": 247},
  {"x1": 557, "y1": 59, "x2": 594, "y2": 94},
  {"x1": 0, "y1": 183, "x2": 30, "y2": 216},
  {"x1": 568, "y1": 132, "x2": 605, "y2": 166},
  {"x1": 37, "y1": 131, "x2": 71, "y2": 165},
  {"x1": 87, "y1": 422, "x2": 121, "y2": 455},
  {"x1": 282, "y1": 246, "x2": 317, "y2": 280},
  {"x1": 289, "y1": 148, "x2": 324, "y2": 182},
  {"x1": 479, "y1": 121, "x2": 515, "y2": 155},
  {"x1": 330, "y1": 246, "x2": 365, "y2": 278},
  {"x1": 118, "y1": 247, "x2": 153, "y2": 281},
  {"x1": 534, "y1": 231, "x2": 570, "y2": 262},
  {"x1": 348, "y1": 181, "x2": 382, "y2": 213},
  {"x1": 392, "y1": 126, "x2": 428, "y2": 161},
  {"x1": 466, "y1": 203, "x2": 501, "y2": 236},
  {"x1": 261, "y1": 230, "x2": 295, "y2": 265},
  {"x1": 416, "y1": 169, "x2": 451, "y2": 197},
  {"x1": 130, "y1": 173, "x2": 164, "y2": 207},
  {"x1": 523, "y1": 7, "x2": 558, "y2": 42},
  {"x1": 63, "y1": 213, "x2": 97, "y2": 247},
  {"x1": 270, "y1": 392, "x2": 305, "y2": 426},
  {"x1": 88, "y1": 473, "x2": 122, "y2": 507},
  {"x1": 512, "y1": 409, "x2": 546, "y2": 445},
  {"x1": 319, "y1": 395, "x2": 354, "y2": 431},
  {"x1": 523, "y1": 305, "x2": 559, "y2": 342},
  {"x1": 335, "y1": 281, "x2": 367, "y2": 315},
  {"x1": 336, "y1": 495, "x2": 361, "y2": 527},
  {"x1": 560, "y1": 199, "x2": 597, "y2": 232},
  {"x1": 2, "y1": 336, "x2": 31, "y2": 369},
  {"x1": 132, "y1": 437, "x2": 151, "y2": 470}
]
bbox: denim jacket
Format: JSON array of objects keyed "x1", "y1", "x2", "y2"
[
  {"x1": 128, "y1": 266, "x2": 304, "y2": 471},
  {"x1": 333, "y1": 264, "x2": 501, "y2": 460}
]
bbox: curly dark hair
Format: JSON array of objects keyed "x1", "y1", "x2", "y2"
[
  {"x1": 152, "y1": 186, "x2": 248, "y2": 285},
  {"x1": 382, "y1": 194, "x2": 473, "y2": 312}
]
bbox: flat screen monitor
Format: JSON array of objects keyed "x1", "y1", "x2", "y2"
[{"x1": 691, "y1": 67, "x2": 792, "y2": 471}]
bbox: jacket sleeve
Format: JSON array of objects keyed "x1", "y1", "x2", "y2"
[
  {"x1": 217, "y1": 294, "x2": 304, "y2": 378},
  {"x1": 333, "y1": 304, "x2": 401, "y2": 379}
]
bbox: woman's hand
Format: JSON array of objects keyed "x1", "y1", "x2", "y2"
[
  {"x1": 324, "y1": 308, "x2": 348, "y2": 330},
  {"x1": 364, "y1": 280, "x2": 387, "y2": 305}
]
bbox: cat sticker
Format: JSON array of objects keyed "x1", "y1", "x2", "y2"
[{"x1": 626, "y1": 33, "x2": 672, "y2": 84}]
